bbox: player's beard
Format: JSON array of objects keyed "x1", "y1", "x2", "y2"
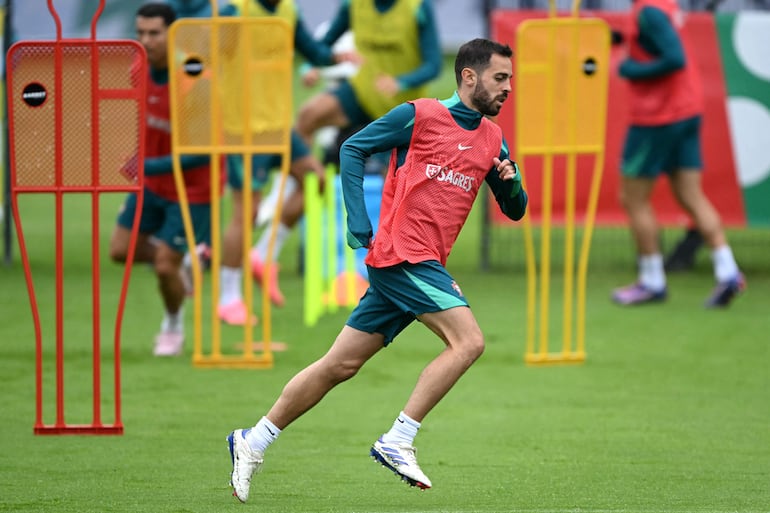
[{"x1": 472, "y1": 82, "x2": 506, "y2": 117}]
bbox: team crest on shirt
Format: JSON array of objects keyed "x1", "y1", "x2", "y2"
[
  {"x1": 451, "y1": 280, "x2": 463, "y2": 296},
  {"x1": 425, "y1": 164, "x2": 442, "y2": 179}
]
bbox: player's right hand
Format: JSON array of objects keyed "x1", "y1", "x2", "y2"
[
  {"x1": 493, "y1": 157, "x2": 522, "y2": 196},
  {"x1": 375, "y1": 74, "x2": 399, "y2": 98}
]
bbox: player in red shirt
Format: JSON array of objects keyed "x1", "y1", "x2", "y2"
[
  {"x1": 109, "y1": 3, "x2": 216, "y2": 356},
  {"x1": 612, "y1": 0, "x2": 744, "y2": 307},
  {"x1": 225, "y1": 38, "x2": 527, "y2": 502}
]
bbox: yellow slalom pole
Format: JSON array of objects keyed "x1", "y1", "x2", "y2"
[
  {"x1": 536, "y1": 19, "x2": 557, "y2": 359},
  {"x1": 562, "y1": 22, "x2": 579, "y2": 356},
  {"x1": 538, "y1": 151, "x2": 553, "y2": 357},
  {"x1": 240, "y1": 17, "x2": 254, "y2": 357},
  {"x1": 522, "y1": 171, "x2": 538, "y2": 359},
  {"x1": 325, "y1": 165, "x2": 338, "y2": 314},
  {"x1": 304, "y1": 173, "x2": 323, "y2": 326}
]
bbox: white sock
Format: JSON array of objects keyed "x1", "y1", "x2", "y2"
[
  {"x1": 269, "y1": 175, "x2": 298, "y2": 208},
  {"x1": 711, "y1": 245, "x2": 739, "y2": 283},
  {"x1": 219, "y1": 266, "x2": 242, "y2": 306},
  {"x1": 380, "y1": 411, "x2": 420, "y2": 446},
  {"x1": 282, "y1": 174, "x2": 299, "y2": 200},
  {"x1": 638, "y1": 253, "x2": 666, "y2": 291},
  {"x1": 161, "y1": 307, "x2": 184, "y2": 334},
  {"x1": 254, "y1": 222, "x2": 291, "y2": 263},
  {"x1": 245, "y1": 416, "x2": 281, "y2": 453}
]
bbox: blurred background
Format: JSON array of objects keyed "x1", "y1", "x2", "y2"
[
  {"x1": 2, "y1": 0, "x2": 769, "y2": 273},
  {"x1": 6, "y1": 0, "x2": 770, "y2": 47}
]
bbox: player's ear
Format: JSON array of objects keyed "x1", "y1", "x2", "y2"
[{"x1": 461, "y1": 67, "x2": 476, "y2": 87}]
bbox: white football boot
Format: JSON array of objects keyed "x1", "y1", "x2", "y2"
[
  {"x1": 227, "y1": 429, "x2": 264, "y2": 502},
  {"x1": 370, "y1": 437, "x2": 432, "y2": 489}
]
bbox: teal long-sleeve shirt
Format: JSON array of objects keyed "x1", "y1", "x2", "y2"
[
  {"x1": 340, "y1": 92, "x2": 528, "y2": 246},
  {"x1": 619, "y1": 6, "x2": 686, "y2": 81},
  {"x1": 322, "y1": 0, "x2": 442, "y2": 90}
]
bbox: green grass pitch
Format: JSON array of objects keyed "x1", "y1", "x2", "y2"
[{"x1": 1, "y1": 190, "x2": 768, "y2": 513}]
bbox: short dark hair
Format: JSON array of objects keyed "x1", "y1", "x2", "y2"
[
  {"x1": 454, "y1": 38, "x2": 513, "y2": 85},
  {"x1": 136, "y1": 2, "x2": 176, "y2": 26}
]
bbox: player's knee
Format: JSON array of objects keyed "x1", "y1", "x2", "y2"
[
  {"x1": 109, "y1": 247, "x2": 127, "y2": 263},
  {"x1": 297, "y1": 99, "x2": 332, "y2": 140},
  {"x1": 108, "y1": 241, "x2": 128, "y2": 263},
  {"x1": 295, "y1": 104, "x2": 316, "y2": 138},
  {"x1": 335, "y1": 358, "x2": 364, "y2": 382},
  {"x1": 467, "y1": 333, "x2": 486, "y2": 361},
  {"x1": 108, "y1": 230, "x2": 129, "y2": 262},
  {"x1": 456, "y1": 331, "x2": 485, "y2": 365},
  {"x1": 676, "y1": 190, "x2": 707, "y2": 216},
  {"x1": 322, "y1": 355, "x2": 365, "y2": 384},
  {"x1": 153, "y1": 258, "x2": 179, "y2": 280}
]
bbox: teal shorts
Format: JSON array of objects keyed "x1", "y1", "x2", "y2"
[
  {"x1": 621, "y1": 115, "x2": 703, "y2": 178},
  {"x1": 331, "y1": 80, "x2": 374, "y2": 128},
  {"x1": 227, "y1": 130, "x2": 311, "y2": 191},
  {"x1": 117, "y1": 188, "x2": 211, "y2": 253},
  {"x1": 346, "y1": 260, "x2": 469, "y2": 346}
]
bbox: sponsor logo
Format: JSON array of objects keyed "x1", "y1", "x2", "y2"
[
  {"x1": 451, "y1": 280, "x2": 463, "y2": 296},
  {"x1": 458, "y1": 144, "x2": 472, "y2": 150},
  {"x1": 424, "y1": 164, "x2": 475, "y2": 192}
]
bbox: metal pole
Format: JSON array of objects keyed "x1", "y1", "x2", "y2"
[{"x1": 2, "y1": 0, "x2": 13, "y2": 266}]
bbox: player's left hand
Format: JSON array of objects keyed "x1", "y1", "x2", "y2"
[
  {"x1": 346, "y1": 229, "x2": 371, "y2": 250},
  {"x1": 302, "y1": 67, "x2": 321, "y2": 88},
  {"x1": 375, "y1": 74, "x2": 399, "y2": 98},
  {"x1": 493, "y1": 157, "x2": 522, "y2": 196}
]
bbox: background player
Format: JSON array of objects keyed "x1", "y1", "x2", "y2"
[
  {"x1": 611, "y1": 0, "x2": 745, "y2": 307},
  {"x1": 109, "y1": 2, "x2": 217, "y2": 356}
]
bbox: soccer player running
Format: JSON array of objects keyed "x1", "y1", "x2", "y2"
[
  {"x1": 611, "y1": 0, "x2": 745, "y2": 307},
  {"x1": 227, "y1": 38, "x2": 527, "y2": 502},
  {"x1": 109, "y1": 3, "x2": 216, "y2": 356}
]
